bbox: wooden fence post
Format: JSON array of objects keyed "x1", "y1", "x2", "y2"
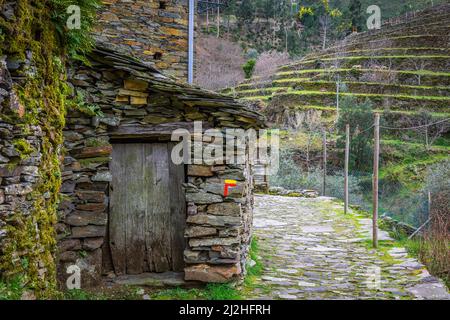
[
  {"x1": 344, "y1": 124, "x2": 350, "y2": 214},
  {"x1": 322, "y1": 129, "x2": 327, "y2": 196},
  {"x1": 373, "y1": 114, "x2": 380, "y2": 248},
  {"x1": 428, "y1": 191, "x2": 432, "y2": 217}
]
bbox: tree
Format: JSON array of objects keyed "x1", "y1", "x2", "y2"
[
  {"x1": 242, "y1": 59, "x2": 256, "y2": 79},
  {"x1": 236, "y1": 0, "x2": 256, "y2": 25},
  {"x1": 297, "y1": 0, "x2": 342, "y2": 50},
  {"x1": 337, "y1": 96, "x2": 375, "y2": 171},
  {"x1": 410, "y1": 59, "x2": 430, "y2": 86},
  {"x1": 298, "y1": 113, "x2": 323, "y2": 174},
  {"x1": 407, "y1": 110, "x2": 449, "y2": 150},
  {"x1": 223, "y1": 0, "x2": 237, "y2": 34},
  {"x1": 349, "y1": 0, "x2": 364, "y2": 32}
]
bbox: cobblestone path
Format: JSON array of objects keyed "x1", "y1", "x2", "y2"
[{"x1": 246, "y1": 195, "x2": 449, "y2": 300}]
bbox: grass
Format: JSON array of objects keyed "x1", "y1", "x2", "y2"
[
  {"x1": 389, "y1": 232, "x2": 449, "y2": 289},
  {"x1": 152, "y1": 237, "x2": 264, "y2": 300},
  {"x1": 62, "y1": 289, "x2": 108, "y2": 300},
  {"x1": 151, "y1": 283, "x2": 241, "y2": 300},
  {"x1": 246, "y1": 237, "x2": 264, "y2": 279},
  {"x1": 0, "y1": 276, "x2": 26, "y2": 300},
  {"x1": 1, "y1": 238, "x2": 265, "y2": 301},
  {"x1": 382, "y1": 139, "x2": 450, "y2": 152},
  {"x1": 280, "y1": 54, "x2": 450, "y2": 70},
  {"x1": 237, "y1": 80, "x2": 449, "y2": 92},
  {"x1": 298, "y1": 55, "x2": 450, "y2": 65},
  {"x1": 281, "y1": 90, "x2": 450, "y2": 101},
  {"x1": 280, "y1": 105, "x2": 450, "y2": 118},
  {"x1": 379, "y1": 153, "x2": 448, "y2": 189},
  {"x1": 57, "y1": 286, "x2": 142, "y2": 300},
  {"x1": 234, "y1": 82, "x2": 449, "y2": 98},
  {"x1": 275, "y1": 68, "x2": 450, "y2": 78},
  {"x1": 361, "y1": 239, "x2": 402, "y2": 264},
  {"x1": 315, "y1": 47, "x2": 450, "y2": 59},
  {"x1": 241, "y1": 89, "x2": 450, "y2": 102}
]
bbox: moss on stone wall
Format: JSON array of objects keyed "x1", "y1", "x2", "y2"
[{"x1": 0, "y1": 0, "x2": 68, "y2": 297}]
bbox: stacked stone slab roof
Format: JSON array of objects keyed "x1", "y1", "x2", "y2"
[{"x1": 86, "y1": 44, "x2": 266, "y2": 130}]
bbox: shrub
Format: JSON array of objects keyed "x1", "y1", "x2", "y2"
[
  {"x1": 245, "y1": 48, "x2": 259, "y2": 60},
  {"x1": 67, "y1": 91, "x2": 103, "y2": 117},
  {"x1": 270, "y1": 149, "x2": 365, "y2": 205},
  {"x1": 420, "y1": 160, "x2": 450, "y2": 287},
  {"x1": 269, "y1": 149, "x2": 302, "y2": 189},
  {"x1": 242, "y1": 59, "x2": 256, "y2": 79},
  {"x1": 254, "y1": 51, "x2": 291, "y2": 81},
  {"x1": 50, "y1": 0, "x2": 101, "y2": 62},
  {"x1": 336, "y1": 96, "x2": 374, "y2": 171},
  {"x1": 195, "y1": 35, "x2": 246, "y2": 90}
]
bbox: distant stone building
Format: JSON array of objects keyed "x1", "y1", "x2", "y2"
[{"x1": 94, "y1": 0, "x2": 191, "y2": 79}]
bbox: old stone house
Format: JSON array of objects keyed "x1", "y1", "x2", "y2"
[
  {"x1": 0, "y1": 0, "x2": 266, "y2": 290},
  {"x1": 94, "y1": 0, "x2": 192, "y2": 79},
  {"x1": 59, "y1": 45, "x2": 265, "y2": 287}
]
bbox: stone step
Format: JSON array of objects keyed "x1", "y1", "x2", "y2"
[{"x1": 109, "y1": 272, "x2": 200, "y2": 288}]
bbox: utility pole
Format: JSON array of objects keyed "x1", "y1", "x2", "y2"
[
  {"x1": 206, "y1": 8, "x2": 209, "y2": 32},
  {"x1": 322, "y1": 129, "x2": 327, "y2": 196},
  {"x1": 344, "y1": 124, "x2": 350, "y2": 214},
  {"x1": 428, "y1": 191, "x2": 432, "y2": 217},
  {"x1": 336, "y1": 73, "x2": 340, "y2": 120},
  {"x1": 217, "y1": 0, "x2": 220, "y2": 38},
  {"x1": 372, "y1": 113, "x2": 380, "y2": 248},
  {"x1": 188, "y1": 0, "x2": 195, "y2": 84},
  {"x1": 285, "y1": 26, "x2": 288, "y2": 53}
]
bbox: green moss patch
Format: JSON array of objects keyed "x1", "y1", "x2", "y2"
[{"x1": 0, "y1": 0, "x2": 98, "y2": 298}]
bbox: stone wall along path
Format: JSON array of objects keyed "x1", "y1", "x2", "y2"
[{"x1": 247, "y1": 195, "x2": 449, "y2": 300}]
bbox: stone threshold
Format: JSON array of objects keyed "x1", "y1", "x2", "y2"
[{"x1": 106, "y1": 272, "x2": 201, "y2": 288}]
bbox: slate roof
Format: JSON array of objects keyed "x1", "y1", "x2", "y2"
[{"x1": 87, "y1": 44, "x2": 267, "y2": 129}]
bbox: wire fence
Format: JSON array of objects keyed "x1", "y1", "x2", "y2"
[{"x1": 268, "y1": 117, "x2": 450, "y2": 229}]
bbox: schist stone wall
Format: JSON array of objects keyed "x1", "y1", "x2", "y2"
[
  {"x1": 57, "y1": 54, "x2": 259, "y2": 287},
  {"x1": 184, "y1": 161, "x2": 254, "y2": 283},
  {"x1": 0, "y1": 56, "x2": 56, "y2": 286},
  {"x1": 94, "y1": 0, "x2": 191, "y2": 80}
]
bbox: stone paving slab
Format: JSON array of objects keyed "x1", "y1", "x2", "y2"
[{"x1": 246, "y1": 195, "x2": 450, "y2": 300}]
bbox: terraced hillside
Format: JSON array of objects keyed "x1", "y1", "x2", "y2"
[{"x1": 224, "y1": 4, "x2": 450, "y2": 128}]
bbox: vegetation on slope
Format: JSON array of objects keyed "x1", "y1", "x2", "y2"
[{"x1": 200, "y1": 0, "x2": 447, "y2": 56}]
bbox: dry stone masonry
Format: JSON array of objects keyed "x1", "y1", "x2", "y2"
[
  {"x1": 1, "y1": 0, "x2": 265, "y2": 291},
  {"x1": 94, "y1": 0, "x2": 191, "y2": 79},
  {"x1": 0, "y1": 54, "x2": 56, "y2": 286},
  {"x1": 57, "y1": 45, "x2": 265, "y2": 287}
]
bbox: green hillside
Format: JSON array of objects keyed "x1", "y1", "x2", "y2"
[
  {"x1": 225, "y1": 4, "x2": 450, "y2": 227},
  {"x1": 225, "y1": 4, "x2": 450, "y2": 124}
]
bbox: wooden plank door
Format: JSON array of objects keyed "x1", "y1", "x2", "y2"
[{"x1": 110, "y1": 143, "x2": 186, "y2": 275}]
